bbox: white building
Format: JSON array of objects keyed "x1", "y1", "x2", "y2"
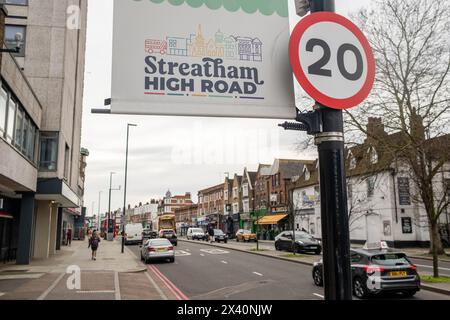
[{"x1": 289, "y1": 118, "x2": 450, "y2": 248}]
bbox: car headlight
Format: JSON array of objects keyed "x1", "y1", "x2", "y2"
[{"x1": 297, "y1": 240, "x2": 304, "y2": 245}]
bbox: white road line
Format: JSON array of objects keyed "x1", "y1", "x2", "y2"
[
  {"x1": 252, "y1": 272, "x2": 263, "y2": 277},
  {"x1": 313, "y1": 293, "x2": 324, "y2": 299},
  {"x1": 200, "y1": 254, "x2": 205, "y2": 256},
  {"x1": 415, "y1": 264, "x2": 450, "y2": 271},
  {"x1": 114, "y1": 271, "x2": 121, "y2": 301},
  {"x1": 145, "y1": 271, "x2": 168, "y2": 300},
  {"x1": 0, "y1": 292, "x2": 5, "y2": 297},
  {"x1": 221, "y1": 261, "x2": 228, "y2": 264},
  {"x1": 37, "y1": 272, "x2": 65, "y2": 300}
]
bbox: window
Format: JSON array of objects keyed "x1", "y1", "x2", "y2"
[
  {"x1": 64, "y1": 144, "x2": 70, "y2": 180},
  {"x1": 14, "y1": 106, "x2": 23, "y2": 149},
  {"x1": 5, "y1": 0, "x2": 28, "y2": 5},
  {"x1": 242, "y1": 184, "x2": 248, "y2": 197},
  {"x1": 39, "y1": 132, "x2": 58, "y2": 171},
  {"x1": 224, "y1": 190, "x2": 228, "y2": 200},
  {"x1": 4, "y1": 25, "x2": 26, "y2": 56},
  {"x1": 366, "y1": 177, "x2": 375, "y2": 197},
  {"x1": 6, "y1": 97, "x2": 15, "y2": 143},
  {"x1": 304, "y1": 169, "x2": 310, "y2": 180},
  {"x1": 368, "y1": 147, "x2": 378, "y2": 164},
  {"x1": 0, "y1": 88, "x2": 7, "y2": 135}
]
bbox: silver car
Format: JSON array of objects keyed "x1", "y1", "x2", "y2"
[{"x1": 140, "y1": 238, "x2": 175, "y2": 263}]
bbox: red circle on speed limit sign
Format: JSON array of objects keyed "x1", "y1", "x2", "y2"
[{"x1": 289, "y1": 12, "x2": 375, "y2": 109}]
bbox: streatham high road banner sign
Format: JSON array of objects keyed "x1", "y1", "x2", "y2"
[{"x1": 111, "y1": 0, "x2": 296, "y2": 119}]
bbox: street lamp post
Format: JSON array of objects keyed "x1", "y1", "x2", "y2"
[
  {"x1": 107, "y1": 172, "x2": 121, "y2": 241},
  {"x1": 122, "y1": 123, "x2": 137, "y2": 253},
  {"x1": 98, "y1": 191, "x2": 102, "y2": 231}
]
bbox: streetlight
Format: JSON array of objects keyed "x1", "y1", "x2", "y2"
[
  {"x1": 122, "y1": 123, "x2": 137, "y2": 253},
  {"x1": 108, "y1": 172, "x2": 121, "y2": 241}
]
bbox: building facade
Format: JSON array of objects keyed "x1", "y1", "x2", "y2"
[
  {"x1": 197, "y1": 183, "x2": 224, "y2": 231},
  {"x1": 240, "y1": 168, "x2": 256, "y2": 230},
  {"x1": 158, "y1": 190, "x2": 193, "y2": 216},
  {"x1": 0, "y1": 1, "x2": 88, "y2": 264},
  {"x1": 174, "y1": 204, "x2": 198, "y2": 236}
]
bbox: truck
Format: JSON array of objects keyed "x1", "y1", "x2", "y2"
[{"x1": 158, "y1": 214, "x2": 176, "y2": 233}]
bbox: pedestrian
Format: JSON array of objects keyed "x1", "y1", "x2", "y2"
[
  {"x1": 208, "y1": 224, "x2": 214, "y2": 243},
  {"x1": 88, "y1": 230, "x2": 101, "y2": 260},
  {"x1": 87, "y1": 228, "x2": 93, "y2": 246},
  {"x1": 67, "y1": 228, "x2": 72, "y2": 246}
]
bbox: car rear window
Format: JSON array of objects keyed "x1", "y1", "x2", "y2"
[
  {"x1": 243, "y1": 230, "x2": 251, "y2": 234},
  {"x1": 192, "y1": 228, "x2": 203, "y2": 233},
  {"x1": 150, "y1": 239, "x2": 171, "y2": 246},
  {"x1": 214, "y1": 230, "x2": 224, "y2": 235},
  {"x1": 370, "y1": 253, "x2": 410, "y2": 266}
]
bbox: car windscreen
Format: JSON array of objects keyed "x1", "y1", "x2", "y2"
[
  {"x1": 191, "y1": 228, "x2": 203, "y2": 233},
  {"x1": 149, "y1": 239, "x2": 171, "y2": 246},
  {"x1": 294, "y1": 232, "x2": 314, "y2": 239},
  {"x1": 370, "y1": 253, "x2": 410, "y2": 266},
  {"x1": 214, "y1": 230, "x2": 224, "y2": 235},
  {"x1": 243, "y1": 230, "x2": 252, "y2": 234}
]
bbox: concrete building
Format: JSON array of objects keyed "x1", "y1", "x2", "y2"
[{"x1": 0, "y1": 0, "x2": 88, "y2": 264}]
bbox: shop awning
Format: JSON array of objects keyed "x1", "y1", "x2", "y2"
[{"x1": 255, "y1": 214, "x2": 288, "y2": 225}]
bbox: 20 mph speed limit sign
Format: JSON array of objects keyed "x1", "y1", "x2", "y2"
[{"x1": 289, "y1": 12, "x2": 375, "y2": 109}]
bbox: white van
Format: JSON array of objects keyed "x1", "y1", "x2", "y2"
[
  {"x1": 124, "y1": 223, "x2": 144, "y2": 245},
  {"x1": 186, "y1": 227, "x2": 206, "y2": 240}
]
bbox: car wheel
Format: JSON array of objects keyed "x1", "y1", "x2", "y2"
[
  {"x1": 315, "y1": 249, "x2": 322, "y2": 255},
  {"x1": 402, "y1": 290, "x2": 417, "y2": 298},
  {"x1": 170, "y1": 258, "x2": 175, "y2": 263},
  {"x1": 313, "y1": 267, "x2": 323, "y2": 286},
  {"x1": 224, "y1": 240, "x2": 227, "y2": 244},
  {"x1": 275, "y1": 242, "x2": 281, "y2": 251},
  {"x1": 353, "y1": 277, "x2": 369, "y2": 299},
  {"x1": 236, "y1": 238, "x2": 239, "y2": 242}
]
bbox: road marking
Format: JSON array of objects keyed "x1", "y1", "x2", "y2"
[
  {"x1": 149, "y1": 265, "x2": 189, "y2": 300},
  {"x1": 313, "y1": 293, "x2": 324, "y2": 299},
  {"x1": 148, "y1": 265, "x2": 182, "y2": 300},
  {"x1": 185, "y1": 249, "x2": 190, "y2": 251},
  {"x1": 144, "y1": 271, "x2": 168, "y2": 300},
  {"x1": 252, "y1": 272, "x2": 263, "y2": 277},
  {"x1": 221, "y1": 261, "x2": 228, "y2": 264},
  {"x1": 200, "y1": 254, "x2": 205, "y2": 256},
  {"x1": 200, "y1": 248, "x2": 229, "y2": 255},
  {"x1": 76, "y1": 290, "x2": 115, "y2": 294},
  {"x1": 415, "y1": 264, "x2": 450, "y2": 271},
  {"x1": 114, "y1": 271, "x2": 121, "y2": 300},
  {"x1": 0, "y1": 292, "x2": 5, "y2": 297},
  {"x1": 37, "y1": 272, "x2": 65, "y2": 300},
  {"x1": 175, "y1": 250, "x2": 191, "y2": 257}
]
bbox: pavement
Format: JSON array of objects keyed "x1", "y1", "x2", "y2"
[
  {"x1": 0, "y1": 238, "x2": 179, "y2": 300},
  {"x1": 179, "y1": 237, "x2": 450, "y2": 297}
]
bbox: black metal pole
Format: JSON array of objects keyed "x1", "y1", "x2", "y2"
[
  {"x1": 108, "y1": 173, "x2": 112, "y2": 240},
  {"x1": 310, "y1": 0, "x2": 352, "y2": 300}
]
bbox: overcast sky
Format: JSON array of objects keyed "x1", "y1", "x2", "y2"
[{"x1": 81, "y1": 0, "x2": 373, "y2": 217}]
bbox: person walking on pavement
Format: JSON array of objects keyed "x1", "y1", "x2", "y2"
[
  {"x1": 88, "y1": 230, "x2": 101, "y2": 260},
  {"x1": 208, "y1": 224, "x2": 214, "y2": 243},
  {"x1": 66, "y1": 228, "x2": 72, "y2": 246}
]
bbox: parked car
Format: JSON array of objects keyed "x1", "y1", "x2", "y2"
[
  {"x1": 214, "y1": 229, "x2": 228, "y2": 243},
  {"x1": 275, "y1": 231, "x2": 322, "y2": 254},
  {"x1": 235, "y1": 229, "x2": 257, "y2": 242},
  {"x1": 124, "y1": 223, "x2": 144, "y2": 245},
  {"x1": 312, "y1": 247, "x2": 420, "y2": 298},
  {"x1": 142, "y1": 229, "x2": 158, "y2": 241},
  {"x1": 140, "y1": 238, "x2": 175, "y2": 263},
  {"x1": 159, "y1": 229, "x2": 178, "y2": 246},
  {"x1": 187, "y1": 227, "x2": 206, "y2": 240}
]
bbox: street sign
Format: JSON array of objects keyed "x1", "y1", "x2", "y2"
[
  {"x1": 289, "y1": 12, "x2": 375, "y2": 109},
  {"x1": 111, "y1": 0, "x2": 296, "y2": 119}
]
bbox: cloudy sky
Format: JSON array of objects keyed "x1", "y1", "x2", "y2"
[{"x1": 81, "y1": 0, "x2": 373, "y2": 217}]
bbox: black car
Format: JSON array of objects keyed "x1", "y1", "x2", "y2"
[
  {"x1": 214, "y1": 229, "x2": 228, "y2": 243},
  {"x1": 274, "y1": 231, "x2": 322, "y2": 254},
  {"x1": 159, "y1": 229, "x2": 178, "y2": 246},
  {"x1": 312, "y1": 248, "x2": 420, "y2": 298},
  {"x1": 142, "y1": 229, "x2": 158, "y2": 241}
]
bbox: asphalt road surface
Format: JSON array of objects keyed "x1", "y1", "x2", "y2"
[{"x1": 128, "y1": 241, "x2": 449, "y2": 300}]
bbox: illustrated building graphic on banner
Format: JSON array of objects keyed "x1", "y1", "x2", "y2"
[{"x1": 112, "y1": 0, "x2": 296, "y2": 119}]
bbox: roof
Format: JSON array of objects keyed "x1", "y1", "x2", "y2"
[
  {"x1": 257, "y1": 164, "x2": 272, "y2": 177},
  {"x1": 351, "y1": 248, "x2": 406, "y2": 257},
  {"x1": 270, "y1": 159, "x2": 315, "y2": 179},
  {"x1": 198, "y1": 183, "x2": 225, "y2": 194}
]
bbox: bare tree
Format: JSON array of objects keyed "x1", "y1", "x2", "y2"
[{"x1": 347, "y1": 0, "x2": 450, "y2": 277}]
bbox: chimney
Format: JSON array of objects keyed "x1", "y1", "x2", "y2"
[
  {"x1": 186, "y1": 192, "x2": 191, "y2": 199},
  {"x1": 410, "y1": 109, "x2": 425, "y2": 141},
  {"x1": 139, "y1": 202, "x2": 142, "y2": 206},
  {"x1": 365, "y1": 117, "x2": 386, "y2": 144}
]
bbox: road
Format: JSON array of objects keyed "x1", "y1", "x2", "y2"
[{"x1": 128, "y1": 241, "x2": 449, "y2": 300}]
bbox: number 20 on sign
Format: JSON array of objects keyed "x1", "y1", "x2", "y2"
[{"x1": 289, "y1": 12, "x2": 375, "y2": 109}]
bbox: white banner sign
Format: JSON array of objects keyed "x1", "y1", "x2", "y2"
[{"x1": 111, "y1": 0, "x2": 296, "y2": 119}]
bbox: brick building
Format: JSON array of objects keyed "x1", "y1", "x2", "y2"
[{"x1": 198, "y1": 183, "x2": 224, "y2": 230}]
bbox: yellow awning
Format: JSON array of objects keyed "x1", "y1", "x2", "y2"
[{"x1": 255, "y1": 214, "x2": 288, "y2": 225}]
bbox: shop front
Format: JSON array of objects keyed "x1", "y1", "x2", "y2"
[
  {"x1": 255, "y1": 214, "x2": 288, "y2": 240},
  {"x1": 232, "y1": 213, "x2": 240, "y2": 235},
  {"x1": 197, "y1": 216, "x2": 208, "y2": 231},
  {"x1": 240, "y1": 213, "x2": 251, "y2": 230},
  {"x1": 0, "y1": 197, "x2": 21, "y2": 263}
]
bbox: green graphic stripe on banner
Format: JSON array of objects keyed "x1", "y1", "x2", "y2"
[{"x1": 135, "y1": 0, "x2": 289, "y2": 17}]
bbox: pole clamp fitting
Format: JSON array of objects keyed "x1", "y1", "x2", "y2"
[{"x1": 314, "y1": 132, "x2": 344, "y2": 145}]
